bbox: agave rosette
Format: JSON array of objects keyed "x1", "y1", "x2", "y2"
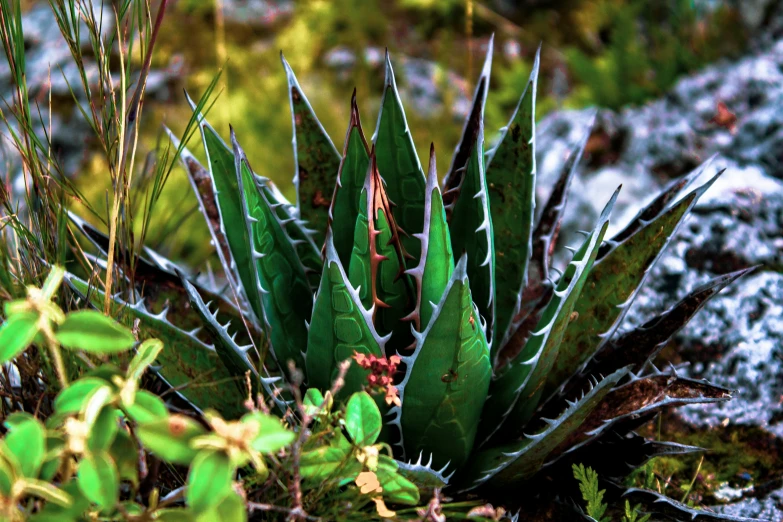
[{"x1": 65, "y1": 41, "x2": 759, "y2": 521}]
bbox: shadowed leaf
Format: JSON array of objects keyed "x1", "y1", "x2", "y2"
[
  {"x1": 545, "y1": 173, "x2": 722, "y2": 398},
  {"x1": 484, "y1": 48, "x2": 541, "y2": 361},
  {"x1": 478, "y1": 189, "x2": 617, "y2": 446},
  {"x1": 282, "y1": 53, "x2": 342, "y2": 246}
]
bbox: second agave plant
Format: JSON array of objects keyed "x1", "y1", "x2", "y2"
[{"x1": 66, "y1": 40, "x2": 758, "y2": 520}]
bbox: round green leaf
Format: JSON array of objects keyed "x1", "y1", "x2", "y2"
[
  {"x1": 0, "y1": 312, "x2": 39, "y2": 364},
  {"x1": 126, "y1": 339, "x2": 163, "y2": 382},
  {"x1": 0, "y1": 454, "x2": 15, "y2": 495},
  {"x1": 40, "y1": 434, "x2": 65, "y2": 481},
  {"x1": 109, "y1": 430, "x2": 139, "y2": 485},
  {"x1": 344, "y1": 391, "x2": 381, "y2": 446},
  {"x1": 87, "y1": 407, "x2": 119, "y2": 452},
  {"x1": 156, "y1": 509, "x2": 196, "y2": 522},
  {"x1": 136, "y1": 415, "x2": 205, "y2": 466},
  {"x1": 56, "y1": 311, "x2": 135, "y2": 354},
  {"x1": 195, "y1": 491, "x2": 247, "y2": 522},
  {"x1": 124, "y1": 390, "x2": 168, "y2": 424},
  {"x1": 187, "y1": 451, "x2": 233, "y2": 511},
  {"x1": 53, "y1": 378, "x2": 111, "y2": 416},
  {"x1": 376, "y1": 455, "x2": 420, "y2": 505},
  {"x1": 242, "y1": 413, "x2": 295, "y2": 454},
  {"x1": 20, "y1": 478, "x2": 73, "y2": 507},
  {"x1": 77, "y1": 452, "x2": 119, "y2": 511},
  {"x1": 4, "y1": 413, "x2": 46, "y2": 479}
]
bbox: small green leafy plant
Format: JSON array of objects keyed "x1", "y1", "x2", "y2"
[
  {"x1": 0, "y1": 267, "x2": 427, "y2": 520},
  {"x1": 574, "y1": 463, "x2": 651, "y2": 522}
]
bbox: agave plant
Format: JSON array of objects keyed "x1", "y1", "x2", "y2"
[{"x1": 65, "y1": 40, "x2": 760, "y2": 520}]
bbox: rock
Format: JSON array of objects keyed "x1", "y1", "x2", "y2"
[
  {"x1": 535, "y1": 35, "x2": 783, "y2": 519},
  {"x1": 322, "y1": 47, "x2": 471, "y2": 120},
  {"x1": 221, "y1": 0, "x2": 293, "y2": 28},
  {"x1": 713, "y1": 487, "x2": 783, "y2": 520}
]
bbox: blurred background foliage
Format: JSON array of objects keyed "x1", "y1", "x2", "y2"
[{"x1": 24, "y1": 0, "x2": 747, "y2": 267}]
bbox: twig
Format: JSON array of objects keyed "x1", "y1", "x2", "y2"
[{"x1": 247, "y1": 502, "x2": 322, "y2": 521}]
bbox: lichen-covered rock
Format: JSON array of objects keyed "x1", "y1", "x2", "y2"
[{"x1": 535, "y1": 36, "x2": 783, "y2": 519}]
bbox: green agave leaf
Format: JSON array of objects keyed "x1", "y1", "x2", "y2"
[
  {"x1": 623, "y1": 488, "x2": 762, "y2": 522},
  {"x1": 396, "y1": 453, "x2": 452, "y2": 498},
  {"x1": 185, "y1": 99, "x2": 324, "y2": 293},
  {"x1": 559, "y1": 432, "x2": 705, "y2": 483},
  {"x1": 597, "y1": 159, "x2": 712, "y2": 260},
  {"x1": 372, "y1": 52, "x2": 427, "y2": 263},
  {"x1": 305, "y1": 232, "x2": 385, "y2": 399},
  {"x1": 558, "y1": 266, "x2": 753, "y2": 402},
  {"x1": 392, "y1": 255, "x2": 492, "y2": 471},
  {"x1": 459, "y1": 366, "x2": 629, "y2": 493},
  {"x1": 348, "y1": 151, "x2": 415, "y2": 353},
  {"x1": 329, "y1": 91, "x2": 371, "y2": 267},
  {"x1": 178, "y1": 273, "x2": 289, "y2": 414},
  {"x1": 544, "y1": 172, "x2": 722, "y2": 398},
  {"x1": 68, "y1": 207, "x2": 264, "y2": 348},
  {"x1": 548, "y1": 371, "x2": 731, "y2": 464},
  {"x1": 447, "y1": 116, "x2": 496, "y2": 347},
  {"x1": 65, "y1": 273, "x2": 247, "y2": 419},
  {"x1": 164, "y1": 126, "x2": 235, "y2": 288},
  {"x1": 442, "y1": 35, "x2": 492, "y2": 203},
  {"x1": 497, "y1": 119, "x2": 593, "y2": 367},
  {"x1": 282, "y1": 53, "x2": 342, "y2": 246},
  {"x1": 231, "y1": 131, "x2": 313, "y2": 372},
  {"x1": 478, "y1": 188, "x2": 617, "y2": 446},
  {"x1": 253, "y1": 175, "x2": 324, "y2": 291},
  {"x1": 484, "y1": 48, "x2": 540, "y2": 362},
  {"x1": 407, "y1": 146, "x2": 455, "y2": 332},
  {"x1": 188, "y1": 101, "x2": 259, "y2": 321}
]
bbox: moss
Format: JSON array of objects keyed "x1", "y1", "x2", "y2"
[{"x1": 631, "y1": 413, "x2": 783, "y2": 506}]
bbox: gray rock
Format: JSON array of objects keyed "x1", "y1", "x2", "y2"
[
  {"x1": 534, "y1": 35, "x2": 783, "y2": 520},
  {"x1": 322, "y1": 47, "x2": 471, "y2": 120},
  {"x1": 221, "y1": 0, "x2": 293, "y2": 28},
  {"x1": 713, "y1": 487, "x2": 783, "y2": 520}
]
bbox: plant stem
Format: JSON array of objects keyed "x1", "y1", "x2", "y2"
[{"x1": 46, "y1": 337, "x2": 68, "y2": 388}]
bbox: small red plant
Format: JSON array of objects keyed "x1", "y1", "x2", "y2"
[{"x1": 353, "y1": 353, "x2": 401, "y2": 406}]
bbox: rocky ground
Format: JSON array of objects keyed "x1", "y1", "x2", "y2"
[{"x1": 535, "y1": 13, "x2": 783, "y2": 518}]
